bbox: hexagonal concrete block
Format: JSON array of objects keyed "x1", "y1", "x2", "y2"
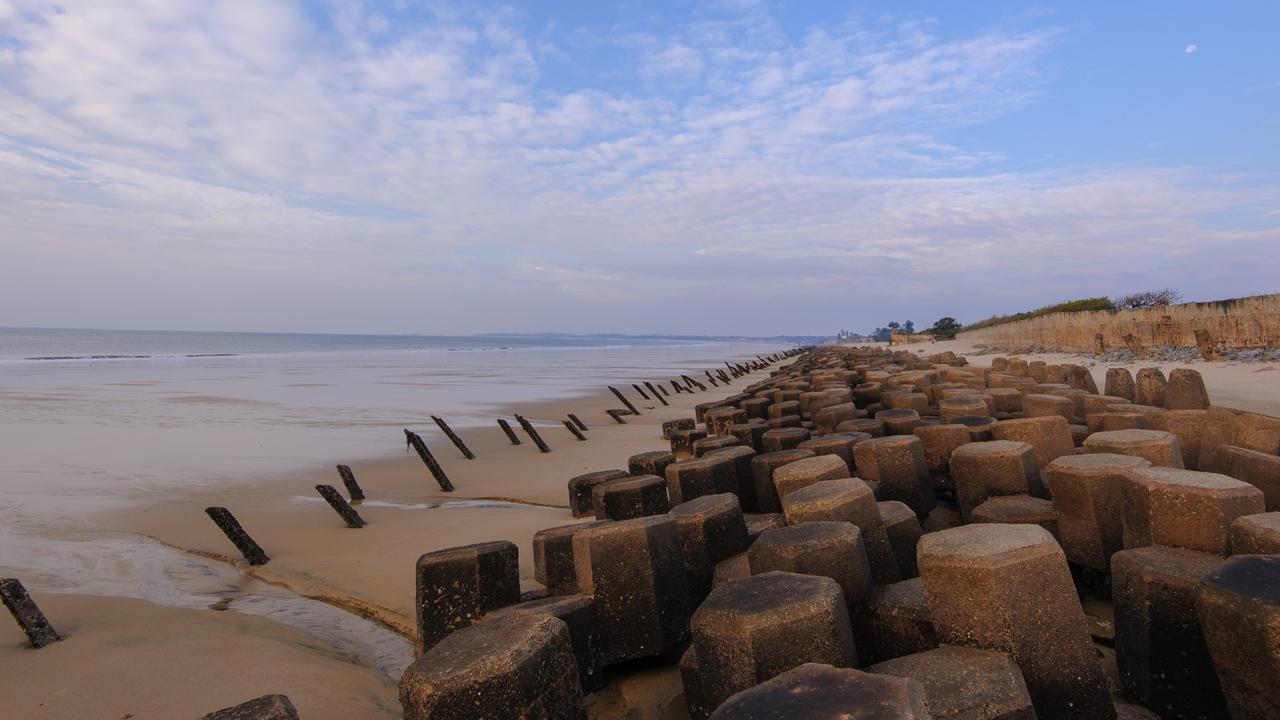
[
  {"x1": 1105, "y1": 368, "x2": 1136, "y2": 402},
  {"x1": 863, "y1": 578, "x2": 938, "y2": 664},
  {"x1": 400, "y1": 613, "x2": 584, "y2": 720},
  {"x1": 593, "y1": 475, "x2": 670, "y2": 520},
  {"x1": 853, "y1": 435, "x2": 937, "y2": 518},
  {"x1": 913, "y1": 424, "x2": 972, "y2": 492},
  {"x1": 871, "y1": 645, "x2": 1035, "y2": 720},
  {"x1": 1221, "y1": 444, "x2": 1280, "y2": 510},
  {"x1": 533, "y1": 520, "x2": 609, "y2": 596},
  {"x1": 572, "y1": 515, "x2": 691, "y2": 664},
  {"x1": 706, "y1": 445, "x2": 760, "y2": 510},
  {"x1": 773, "y1": 454, "x2": 851, "y2": 500},
  {"x1": 797, "y1": 433, "x2": 862, "y2": 474},
  {"x1": 691, "y1": 572, "x2": 857, "y2": 712},
  {"x1": 879, "y1": 408, "x2": 923, "y2": 436},
  {"x1": 762, "y1": 427, "x2": 811, "y2": 452},
  {"x1": 1230, "y1": 511, "x2": 1280, "y2": 554},
  {"x1": 628, "y1": 450, "x2": 675, "y2": 480},
  {"x1": 711, "y1": 663, "x2": 930, "y2": 719},
  {"x1": 748, "y1": 521, "x2": 875, "y2": 614},
  {"x1": 1195, "y1": 555, "x2": 1280, "y2": 720},
  {"x1": 1025, "y1": 394, "x2": 1077, "y2": 424},
  {"x1": 992, "y1": 417, "x2": 1075, "y2": 475},
  {"x1": 879, "y1": 500, "x2": 923, "y2": 579},
  {"x1": 969, "y1": 496, "x2": 1059, "y2": 538},
  {"x1": 1046, "y1": 453, "x2": 1150, "y2": 571},
  {"x1": 201, "y1": 695, "x2": 298, "y2": 720},
  {"x1": 1135, "y1": 368, "x2": 1167, "y2": 407},
  {"x1": 671, "y1": 493, "x2": 750, "y2": 603},
  {"x1": 666, "y1": 456, "x2": 738, "y2": 506},
  {"x1": 671, "y1": 428, "x2": 709, "y2": 460},
  {"x1": 1164, "y1": 368, "x2": 1210, "y2": 410},
  {"x1": 1084, "y1": 429, "x2": 1184, "y2": 469},
  {"x1": 750, "y1": 448, "x2": 817, "y2": 513},
  {"x1": 1111, "y1": 545, "x2": 1227, "y2": 718},
  {"x1": 1122, "y1": 467, "x2": 1265, "y2": 555},
  {"x1": 950, "y1": 440, "x2": 1041, "y2": 521},
  {"x1": 1148, "y1": 409, "x2": 1207, "y2": 470},
  {"x1": 567, "y1": 469, "x2": 629, "y2": 518},
  {"x1": 484, "y1": 594, "x2": 603, "y2": 691},
  {"x1": 918, "y1": 524, "x2": 1113, "y2": 720},
  {"x1": 780, "y1": 478, "x2": 900, "y2": 585},
  {"x1": 414, "y1": 541, "x2": 520, "y2": 655}
]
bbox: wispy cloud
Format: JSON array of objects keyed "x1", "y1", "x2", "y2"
[{"x1": 0, "y1": 1, "x2": 1275, "y2": 334}]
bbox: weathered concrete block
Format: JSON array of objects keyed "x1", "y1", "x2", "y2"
[
  {"x1": 568, "y1": 469, "x2": 628, "y2": 518},
  {"x1": 666, "y1": 456, "x2": 737, "y2": 506},
  {"x1": 883, "y1": 391, "x2": 930, "y2": 415},
  {"x1": 672, "y1": 493, "x2": 750, "y2": 603},
  {"x1": 414, "y1": 541, "x2": 520, "y2": 655},
  {"x1": 593, "y1": 475, "x2": 670, "y2": 520},
  {"x1": 853, "y1": 436, "x2": 937, "y2": 518},
  {"x1": 750, "y1": 448, "x2": 817, "y2": 513},
  {"x1": 969, "y1": 496, "x2": 1059, "y2": 538},
  {"x1": 706, "y1": 445, "x2": 759, "y2": 510},
  {"x1": 984, "y1": 387, "x2": 1024, "y2": 415},
  {"x1": 740, "y1": 397, "x2": 772, "y2": 420},
  {"x1": 1024, "y1": 393, "x2": 1077, "y2": 424},
  {"x1": 533, "y1": 520, "x2": 609, "y2": 596},
  {"x1": 1165, "y1": 368, "x2": 1210, "y2": 410},
  {"x1": 709, "y1": 663, "x2": 929, "y2": 719},
  {"x1": 914, "y1": 424, "x2": 972, "y2": 492},
  {"x1": 748, "y1": 521, "x2": 875, "y2": 617},
  {"x1": 879, "y1": 408, "x2": 923, "y2": 436},
  {"x1": 1105, "y1": 368, "x2": 1136, "y2": 401},
  {"x1": 202, "y1": 695, "x2": 299, "y2": 720},
  {"x1": 1135, "y1": 368, "x2": 1167, "y2": 407},
  {"x1": 664, "y1": 418, "x2": 697, "y2": 439},
  {"x1": 762, "y1": 427, "x2": 811, "y2": 452},
  {"x1": 726, "y1": 421, "x2": 769, "y2": 454},
  {"x1": 871, "y1": 645, "x2": 1035, "y2": 720},
  {"x1": 954, "y1": 415, "x2": 998, "y2": 442},
  {"x1": 671, "y1": 428, "x2": 709, "y2": 460},
  {"x1": 573, "y1": 515, "x2": 691, "y2": 664},
  {"x1": 1086, "y1": 411, "x2": 1149, "y2": 434},
  {"x1": 813, "y1": 402, "x2": 859, "y2": 434},
  {"x1": 400, "y1": 613, "x2": 584, "y2": 720},
  {"x1": 780, "y1": 478, "x2": 899, "y2": 584},
  {"x1": 1046, "y1": 453, "x2": 1150, "y2": 571},
  {"x1": 1231, "y1": 411, "x2": 1280, "y2": 455},
  {"x1": 1195, "y1": 555, "x2": 1280, "y2": 720},
  {"x1": 950, "y1": 440, "x2": 1041, "y2": 521},
  {"x1": 485, "y1": 594, "x2": 602, "y2": 691},
  {"x1": 1230, "y1": 511, "x2": 1280, "y2": 554},
  {"x1": 1123, "y1": 467, "x2": 1265, "y2": 555},
  {"x1": 767, "y1": 400, "x2": 801, "y2": 419},
  {"x1": 692, "y1": 572, "x2": 857, "y2": 712},
  {"x1": 772, "y1": 454, "x2": 850, "y2": 500},
  {"x1": 628, "y1": 450, "x2": 675, "y2": 479},
  {"x1": 798, "y1": 432, "x2": 864, "y2": 474},
  {"x1": 1221, "y1": 444, "x2": 1280, "y2": 510},
  {"x1": 680, "y1": 645, "x2": 709, "y2": 720},
  {"x1": 1148, "y1": 409, "x2": 1207, "y2": 470},
  {"x1": 853, "y1": 382, "x2": 884, "y2": 409},
  {"x1": 1084, "y1": 429, "x2": 1184, "y2": 469},
  {"x1": 941, "y1": 395, "x2": 990, "y2": 422},
  {"x1": 693, "y1": 435, "x2": 742, "y2": 458},
  {"x1": 879, "y1": 501, "x2": 923, "y2": 579},
  {"x1": 918, "y1": 524, "x2": 1113, "y2": 720},
  {"x1": 863, "y1": 578, "x2": 938, "y2": 664},
  {"x1": 992, "y1": 416, "x2": 1075, "y2": 473},
  {"x1": 707, "y1": 407, "x2": 748, "y2": 437},
  {"x1": 1111, "y1": 545, "x2": 1227, "y2": 718},
  {"x1": 766, "y1": 414, "x2": 803, "y2": 429}
]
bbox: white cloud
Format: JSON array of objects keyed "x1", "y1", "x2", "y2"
[
  {"x1": 0, "y1": 2, "x2": 1274, "y2": 335},
  {"x1": 1186, "y1": 43, "x2": 1197, "y2": 54}
]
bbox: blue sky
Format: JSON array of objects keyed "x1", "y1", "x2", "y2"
[{"x1": 1, "y1": 0, "x2": 1276, "y2": 335}]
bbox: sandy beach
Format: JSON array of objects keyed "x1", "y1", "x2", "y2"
[{"x1": 2, "y1": 342, "x2": 779, "y2": 719}]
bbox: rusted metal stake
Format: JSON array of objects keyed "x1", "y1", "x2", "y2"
[
  {"x1": 568, "y1": 414, "x2": 588, "y2": 431},
  {"x1": 0, "y1": 578, "x2": 60, "y2": 648},
  {"x1": 404, "y1": 429, "x2": 455, "y2": 491},
  {"x1": 608, "y1": 386, "x2": 640, "y2": 415},
  {"x1": 606, "y1": 409, "x2": 629, "y2": 424},
  {"x1": 670, "y1": 380, "x2": 684, "y2": 394},
  {"x1": 563, "y1": 420, "x2": 587, "y2": 441},
  {"x1": 497, "y1": 419, "x2": 522, "y2": 445},
  {"x1": 514, "y1": 414, "x2": 551, "y2": 453},
  {"x1": 335, "y1": 464, "x2": 364, "y2": 501},
  {"x1": 205, "y1": 506, "x2": 270, "y2": 565},
  {"x1": 632, "y1": 383, "x2": 651, "y2": 400},
  {"x1": 316, "y1": 484, "x2": 366, "y2": 528},
  {"x1": 431, "y1": 416, "x2": 475, "y2": 460},
  {"x1": 705, "y1": 370, "x2": 720, "y2": 387}
]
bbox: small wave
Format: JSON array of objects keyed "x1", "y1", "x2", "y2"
[{"x1": 20, "y1": 352, "x2": 239, "y2": 361}]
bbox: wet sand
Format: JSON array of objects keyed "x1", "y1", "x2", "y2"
[{"x1": 6, "y1": 362, "x2": 766, "y2": 718}]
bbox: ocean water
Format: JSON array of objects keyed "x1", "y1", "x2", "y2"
[{"x1": 0, "y1": 327, "x2": 793, "y2": 526}]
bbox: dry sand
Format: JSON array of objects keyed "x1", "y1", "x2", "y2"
[{"x1": 7, "y1": 367, "x2": 766, "y2": 717}]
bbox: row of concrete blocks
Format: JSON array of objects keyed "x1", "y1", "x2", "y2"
[{"x1": 398, "y1": 345, "x2": 1280, "y2": 719}]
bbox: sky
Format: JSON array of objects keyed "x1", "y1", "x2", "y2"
[{"x1": 1, "y1": 0, "x2": 1277, "y2": 336}]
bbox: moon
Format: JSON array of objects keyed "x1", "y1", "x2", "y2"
[{"x1": 1185, "y1": 44, "x2": 1197, "y2": 54}]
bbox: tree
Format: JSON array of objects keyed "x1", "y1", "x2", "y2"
[
  {"x1": 887, "y1": 321, "x2": 901, "y2": 330},
  {"x1": 928, "y1": 317, "x2": 961, "y2": 338},
  {"x1": 872, "y1": 327, "x2": 892, "y2": 342},
  {"x1": 1115, "y1": 288, "x2": 1183, "y2": 309},
  {"x1": 903, "y1": 320, "x2": 915, "y2": 333}
]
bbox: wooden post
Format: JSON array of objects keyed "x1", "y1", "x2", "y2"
[
  {"x1": 683, "y1": 374, "x2": 706, "y2": 391},
  {"x1": 705, "y1": 370, "x2": 720, "y2": 387},
  {"x1": 718, "y1": 369, "x2": 732, "y2": 383},
  {"x1": 608, "y1": 386, "x2": 640, "y2": 415},
  {"x1": 315, "y1": 484, "x2": 366, "y2": 528},
  {"x1": 431, "y1": 416, "x2": 475, "y2": 460},
  {"x1": 656, "y1": 383, "x2": 671, "y2": 397},
  {"x1": 497, "y1": 419, "x2": 521, "y2": 445},
  {"x1": 404, "y1": 429, "x2": 455, "y2": 491},
  {"x1": 644, "y1": 381, "x2": 669, "y2": 406},
  {"x1": 514, "y1": 414, "x2": 551, "y2": 453},
  {"x1": 632, "y1": 383, "x2": 651, "y2": 400},
  {"x1": 204, "y1": 507, "x2": 270, "y2": 565},
  {"x1": 335, "y1": 464, "x2": 364, "y2": 501},
  {"x1": 606, "y1": 409, "x2": 629, "y2": 424},
  {"x1": 568, "y1": 414, "x2": 588, "y2": 431},
  {"x1": 563, "y1": 420, "x2": 587, "y2": 441},
  {"x1": 670, "y1": 380, "x2": 684, "y2": 394},
  {"x1": 0, "y1": 578, "x2": 60, "y2": 648}
]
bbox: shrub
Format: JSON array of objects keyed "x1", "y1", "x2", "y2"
[{"x1": 1115, "y1": 288, "x2": 1183, "y2": 309}]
